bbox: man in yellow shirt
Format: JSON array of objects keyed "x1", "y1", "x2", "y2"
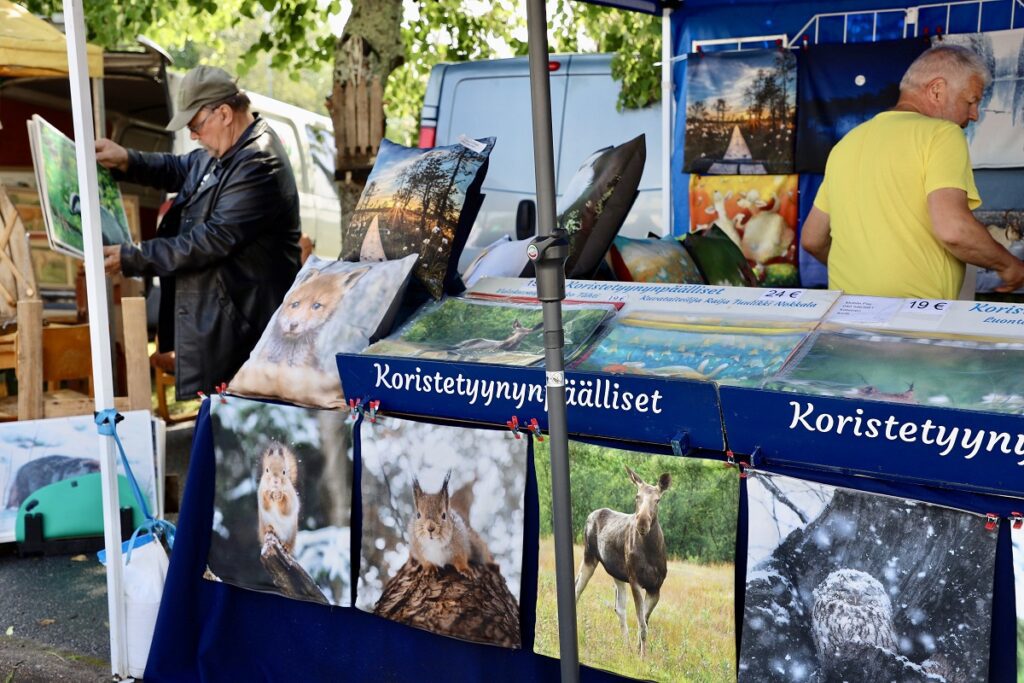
[{"x1": 801, "y1": 45, "x2": 1024, "y2": 299}]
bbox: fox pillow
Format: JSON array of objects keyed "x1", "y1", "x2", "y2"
[{"x1": 229, "y1": 254, "x2": 418, "y2": 408}]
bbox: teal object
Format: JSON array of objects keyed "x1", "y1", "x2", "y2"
[{"x1": 15, "y1": 473, "x2": 146, "y2": 543}]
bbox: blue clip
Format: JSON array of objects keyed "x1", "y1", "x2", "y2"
[{"x1": 670, "y1": 431, "x2": 691, "y2": 457}]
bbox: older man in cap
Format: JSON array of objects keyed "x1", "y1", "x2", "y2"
[{"x1": 96, "y1": 65, "x2": 302, "y2": 396}]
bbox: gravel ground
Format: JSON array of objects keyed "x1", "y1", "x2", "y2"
[{"x1": 0, "y1": 419, "x2": 194, "y2": 682}]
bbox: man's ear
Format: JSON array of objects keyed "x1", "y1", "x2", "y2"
[{"x1": 926, "y1": 76, "x2": 947, "y2": 102}]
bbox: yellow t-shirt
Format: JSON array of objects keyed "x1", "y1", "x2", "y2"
[{"x1": 814, "y1": 111, "x2": 980, "y2": 300}]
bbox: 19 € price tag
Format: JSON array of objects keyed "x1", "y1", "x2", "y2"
[{"x1": 900, "y1": 299, "x2": 951, "y2": 316}]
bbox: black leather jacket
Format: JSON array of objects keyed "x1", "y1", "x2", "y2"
[{"x1": 117, "y1": 116, "x2": 301, "y2": 396}]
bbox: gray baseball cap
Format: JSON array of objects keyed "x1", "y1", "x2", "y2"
[{"x1": 166, "y1": 65, "x2": 240, "y2": 131}]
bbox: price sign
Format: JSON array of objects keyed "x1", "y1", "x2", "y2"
[
  {"x1": 828, "y1": 296, "x2": 902, "y2": 325},
  {"x1": 759, "y1": 288, "x2": 804, "y2": 301},
  {"x1": 900, "y1": 299, "x2": 951, "y2": 316}
]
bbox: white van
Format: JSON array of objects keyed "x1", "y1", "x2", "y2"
[
  {"x1": 169, "y1": 76, "x2": 342, "y2": 257},
  {"x1": 419, "y1": 53, "x2": 663, "y2": 257}
]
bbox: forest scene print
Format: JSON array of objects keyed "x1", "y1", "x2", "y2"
[
  {"x1": 358, "y1": 417, "x2": 527, "y2": 648},
  {"x1": 208, "y1": 397, "x2": 354, "y2": 606},
  {"x1": 941, "y1": 29, "x2": 1024, "y2": 168},
  {"x1": 742, "y1": 472, "x2": 997, "y2": 683},
  {"x1": 534, "y1": 442, "x2": 737, "y2": 682},
  {"x1": 684, "y1": 49, "x2": 796, "y2": 175},
  {"x1": 31, "y1": 116, "x2": 131, "y2": 258},
  {"x1": 341, "y1": 137, "x2": 494, "y2": 298}
]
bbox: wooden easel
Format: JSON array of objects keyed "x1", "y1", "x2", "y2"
[{"x1": 0, "y1": 185, "x2": 40, "y2": 319}]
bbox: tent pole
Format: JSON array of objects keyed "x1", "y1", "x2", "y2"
[
  {"x1": 661, "y1": 6, "x2": 673, "y2": 236},
  {"x1": 62, "y1": 0, "x2": 128, "y2": 677},
  {"x1": 525, "y1": 0, "x2": 578, "y2": 680}
]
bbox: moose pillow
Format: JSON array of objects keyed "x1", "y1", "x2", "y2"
[{"x1": 229, "y1": 253, "x2": 417, "y2": 408}]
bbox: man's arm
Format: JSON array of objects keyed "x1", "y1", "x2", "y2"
[
  {"x1": 928, "y1": 188, "x2": 1024, "y2": 292},
  {"x1": 800, "y1": 206, "x2": 832, "y2": 265}
]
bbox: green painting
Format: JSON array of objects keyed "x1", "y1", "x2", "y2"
[
  {"x1": 364, "y1": 297, "x2": 614, "y2": 366},
  {"x1": 30, "y1": 115, "x2": 131, "y2": 259},
  {"x1": 769, "y1": 327, "x2": 1024, "y2": 414}
]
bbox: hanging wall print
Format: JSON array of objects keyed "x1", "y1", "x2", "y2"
[
  {"x1": 795, "y1": 39, "x2": 929, "y2": 172},
  {"x1": 742, "y1": 472, "x2": 997, "y2": 683},
  {"x1": 357, "y1": 417, "x2": 528, "y2": 648},
  {"x1": 684, "y1": 48, "x2": 796, "y2": 175},
  {"x1": 689, "y1": 174, "x2": 800, "y2": 286},
  {"x1": 940, "y1": 29, "x2": 1024, "y2": 168},
  {"x1": 974, "y1": 210, "x2": 1024, "y2": 293},
  {"x1": 534, "y1": 441, "x2": 737, "y2": 681},
  {"x1": 1011, "y1": 519, "x2": 1024, "y2": 683},
  {"x1": 208, "y1": 396, "x2": 354, "y2": 606}
]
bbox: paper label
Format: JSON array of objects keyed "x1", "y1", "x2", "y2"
[
  {"x1": 899, "y1": 299, "x2": 952, "y2": 317},
  {"x1": 828, "y1": 296, "x2": 903, "y2": 325},
  {"x1": 457, "y1": 135, "x2": 487, "y2": 153}
]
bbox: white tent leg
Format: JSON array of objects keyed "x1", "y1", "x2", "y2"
[
  {"x1": 661, "y1": 7, "x2": 673, "y2": 236},
  {"x1": 62, "y1": 0, "x2": 128, "y2": 678}
]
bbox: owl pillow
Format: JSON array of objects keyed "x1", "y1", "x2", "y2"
[
  {"x1": 340, "y1": 137, "x2": 495, "y2": 299},
  {"x1": 229, "y1": 254, "x2": 418, "y2": 408}
]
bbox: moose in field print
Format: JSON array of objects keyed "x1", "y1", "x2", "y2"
[
  {"x1": 575, "y1": 466, "x2": 671, "y2": 657},
  {"x1": 535, "y1": 445, "x2": 737, "y2": 682}
]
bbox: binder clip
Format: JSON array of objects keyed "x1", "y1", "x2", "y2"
[
  {"x1": 366, "y1": 400, "x2": 380, "y2": 423},
  {"x1": 1011, "y1": 512, "x2": 1024, "y2": 530},
  {"x1": 935, "y1": 26, "x2": 943, "y2": 40},
  {"x1": 801, "y1": 34, "x2": 809, "y2": 50},
  {"x1": 214, "y1": 382, "x2": 229, "y2": 404},
  {"x1": 506, "y1": 416, "x2": 523, "y2": 439},
  {"x1": 985, "y1": 513, "x2": 999, "y2": 532},
  {"x1": 526, "y1": 418, "x2": 544, "y2": 442},
  {"x1": 347, "y1": 398, "x2": 363, "y2": 422},
  {"x1": 695, "y1": 45, "x2": 704, "y2": 57}
]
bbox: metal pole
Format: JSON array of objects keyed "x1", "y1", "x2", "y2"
[
  {"x1": 524, "y1": 0, "x2": 578, "y2": 680},
  {"x1": 661, "y1": 7, "x2": 673, "y2": 236},
  {"x1": 62, "y1": 0, "x2": 128, "y2": 677}
]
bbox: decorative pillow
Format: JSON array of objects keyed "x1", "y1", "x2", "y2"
[
  {"x1": 608, "y1": 236, "x2": 704, "y2": 284},
  {"x1": 558, "y1": 134, "x2": 646, "y2": 278},
  {"x1": 340, "y1": 137, "x2": 495, "y2": 298},
  {"x1": 795, "y1": 38, "x2": 928, "y2": 173},
  {"x1": 229, "y1": 254, "x2": 418, "y2": 408},
  {"x1": 682, "y1": 226, "x2": 759, "y2": 287},
  {"x1": 684, "y1": 48, "x2": 796, "y2": 175},
  {"x1": 461, "y1": 236, "x2": 533, "y2": 288}
]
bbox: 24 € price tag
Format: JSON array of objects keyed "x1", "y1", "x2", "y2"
[
  {"x1": 900, "y1": 299, "x2": 951, "y2": 316},
  {"x1": 759, "y1": 288, "x2": 804, "y2": 301}
]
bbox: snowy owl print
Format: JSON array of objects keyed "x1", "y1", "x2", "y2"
[{"x1": 741, "y1": 472, "x2": 998, "y2": 682}]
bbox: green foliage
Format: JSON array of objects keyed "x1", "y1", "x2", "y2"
[{"x1": 535, "y1": 441, "x2": 738, "y2": 564}]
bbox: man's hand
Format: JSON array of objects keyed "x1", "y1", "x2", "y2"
[
  {"x1": 995, "y1": 259, "x2": 1024, "y2": 292},
  {"x1": 95, "y1": 138, "x2": 129, "y2": 173},
  {"x1": 103, "y1": 245, "x2": 122, "y2": 275}
]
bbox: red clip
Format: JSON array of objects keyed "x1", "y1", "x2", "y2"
[
  {"x1": 724, "y1": 449, "x2": 736, "y2": 468},
  {"x1": 367, "y1": 399, "x2": 380, "y2": 423},
  {"x1": 696, "y1": 45, "x2": 704, "y2": 57},
  {"x1": 347, "y1": 398, "x2": 362, "y2": 422},
  {"x1": 802, "y1": 34, "x2": 810, "y2": 50},
  {"x1": 935, "y1": 26, "x2": 943, "y2": 39},
  {"x1": 775, "y1": 38, "x2": 783, "y2": 48},
  {"x1": 1012, "y1": 512, "x2": 1024, "y2": 529},
  {"x1": 506, "y1": 415, "x2": 522, "y2": 439},
  {"x1": 985, "y1": 513, "x2": 999, "y2": 531},
  {"x1": 923, "y1": 26, "x2": 930, "y2": 36},
  {"x1": 196, "y1": 391, "x2": 207, "y2": 400},
  {"x1": 527, "y1": 418, "x2": 544, "y2": 442},
  {"x1": 215, "y1": 382, "x2": 229, "y2": 403}
]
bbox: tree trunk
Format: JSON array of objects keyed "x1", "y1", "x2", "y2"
[{"x1": 327, "y1": 0, "x2": 404, "y2": 253}]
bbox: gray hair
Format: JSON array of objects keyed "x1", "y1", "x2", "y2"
[{"x1": 899, "y1": 45, "x2": 991, "y2": 93}]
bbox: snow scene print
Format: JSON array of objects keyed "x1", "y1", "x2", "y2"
[
  {"x1": 208, "y1": 396, "x2": 354, "y2": 606},
  {"x1": 741, "y1": 472, "x2": 998, "y2": 683},
  {"x1": 534, "y1": 442, "x2": 738, "y2": 682},
  {"x1": 940, "y1": 29, "x2": 1024, "y2": 168},
  {"x1": 684, "y1": 49, "x2": 797, "y2": 175},
  {"x1": 1012, "y1": 522, "x2": 1024, "y2": 682},
  {"x1": 357, "y1": 417, "x2": 528, "y2": 648}
]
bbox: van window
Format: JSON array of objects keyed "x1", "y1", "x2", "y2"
[
  {"x1": 264, "y1": 116, "x2": 306, "y2": 192},
  {"x1": 305, "y1": 124, "x2": 339, "y2": 199}
]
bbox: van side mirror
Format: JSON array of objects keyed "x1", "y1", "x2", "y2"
[{"x1": 516, "y1": 199, "x2": 536, "y2": 240}]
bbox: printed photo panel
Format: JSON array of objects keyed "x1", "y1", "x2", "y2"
[
  {"x1": 208, "y1": 396, "x2": 354, "y2": 607},
  {"x1": 1011, "y1": 521, "x2": 1024, "y2": 683},
  {"x1": 0, "y1": 411, "x2": 157, "y2": 543},
  {"x1": 939, "y1": 29, "x2": 1024, "y2": 169},
  {"x1": 684, "y1": 48, "x2": 796, "y2": 175},
  {"x1": 742, "y1": 472, "x2": 997, "y2": 683},
  {"x1": 689, "y1": 174, "x2": 800, "y2": 287},
  {"x1": 975, "y1": 210, "x2": 1024, "y2": 293},
  {"x1": 768, "y1": 326, "x2": 1024, "y2": 414},
  {"x1": 357, "y1": 416, "x2": 528, "y2": 648},
  {"x1": 534, "y1": 441, "x2": 738, "y2": 681}
]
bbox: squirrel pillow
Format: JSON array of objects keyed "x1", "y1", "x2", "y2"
[
  {"x1": 340, "y1": 137, "x2": 495, "y2": 299},
  {"x1": 608, "y1": 235, "x2": 705, "y2": 284},
  {"x1": 229, "y1": 254, "x2": 417, "y2": 408}
]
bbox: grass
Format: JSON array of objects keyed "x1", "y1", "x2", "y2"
[{"x1": 534, "y1": 539, "x2": 735, "y2": 682}]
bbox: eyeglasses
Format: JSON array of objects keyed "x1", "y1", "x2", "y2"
[{"x1": 187, "y1": 107, "x2": 217, "y2": 135}]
